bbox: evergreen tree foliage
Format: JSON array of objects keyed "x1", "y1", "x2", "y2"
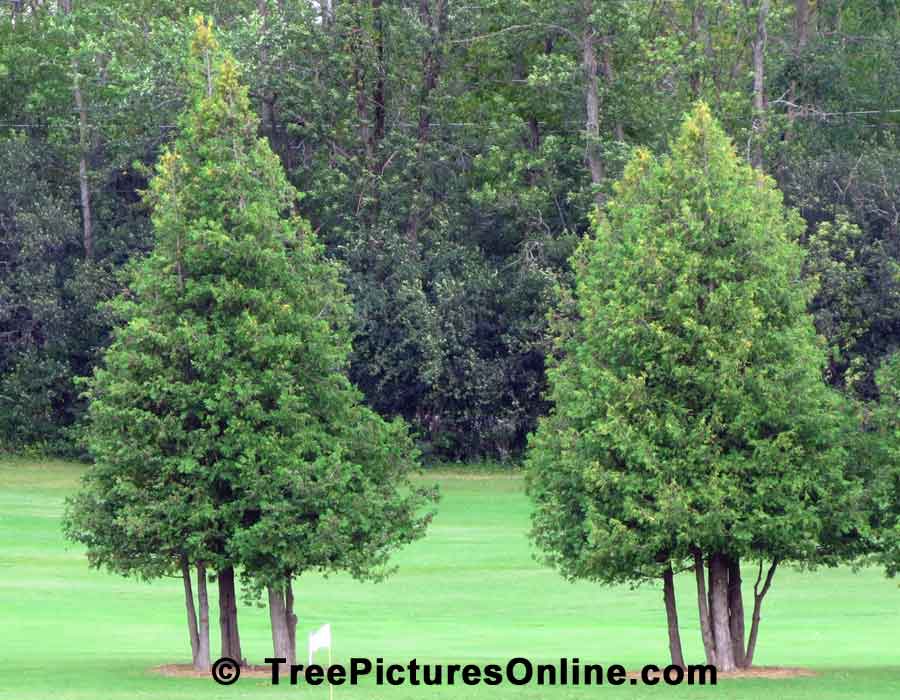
[
  {"x1": 64, "y1": 18, "x2": 435, "y2": 667},
  {"x1": 871, "y1": 354, "x2": 900, "y2": 579},
  {"x1": 526, "y1": 103, "x2": 867, "y2": 670}
]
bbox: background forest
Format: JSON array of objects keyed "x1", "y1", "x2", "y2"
[{"x1": 2, "y1": 0, "x2": 899, "y2": 460}]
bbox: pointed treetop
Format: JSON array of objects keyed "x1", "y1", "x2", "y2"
[
  {"x1": 191, "y1": 15, "x2": 219, "y2": 98},
  {"x1": 191, "y1": 15, "x2": 218, "y2": 56}
]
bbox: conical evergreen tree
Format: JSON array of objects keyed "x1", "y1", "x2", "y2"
[
  {"x1": 526, "y1": 103, "x2": 865, "y2": 671},
  {"x1": 64, "y1": 17, "x2": 434, "y2": 669}
]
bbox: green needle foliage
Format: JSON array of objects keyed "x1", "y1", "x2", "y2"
[
  {"x1": 64, "y1": 17, "x2": 435, "y2": 666},
  {"x1": 526, "y1": 103, "x2": 868, "y2": 670}
]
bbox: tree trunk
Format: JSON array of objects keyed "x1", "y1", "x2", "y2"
[
  {"x1": 747, "y1": 0, "x2": 769, "y2": 169},
  {"x1": 745, "y1": 559, "x2": 778, "y2": 667},
  {"x1": 321, "y1": 0, "x2": 333, "y2": 26},
  {"x1": 707, "y1": 562, "x2": 715, "y2": 635},
  {"x1": 180, "y1": 556, "x2": 200, "y2": 667},
  {"x1": 727, "y1": 556, "x2": 747, "y2": 668},
  {"x1": 285, "y1": 580, "x2": 297, "y2": 661},
  {"x1": 581, "y1": 1, "x2": 604, "y2": 206},
  {"x1": 600, "y1": 40, "x2": 624, "y2": 141},
  {"x1": 693, "y1": 550, "x2": 717, "y2": 666},
  {"x1": 662, "y1": 565, "x2": 685, "y2": 668},
  {"x1": 256, "y1": 0, "x2": 276, "y2": 141},
  {"x1": 372, "y1": 0, "x2": 386, "y2": 149},
  {"x1": 268, "y1": 579, "x2": 298, "y2": 668},
  {"x1": 268, "y1": 585, "x2": 289, "y2": 671},
  {"x1": 689, "y1": 1, "x2": 704, "y2": 98},
  {"x1": 63, "y1": 3, "x2": 93, "y2": 260},
  {"x1": 195, "y1": 563, "x2": 211, "y2": 672},
  {"x1": 709, "y1": 553, "x2": 736, "y2": 671},
  {"x1": 218, "y1": 566, "x2": 243, "y2": 663},
  {"x1": 406, "y1": 0, "x2": 444, "y2": 242},
  {"x1": 786, "y1": 0, "x2": 811, "y2": 131}
]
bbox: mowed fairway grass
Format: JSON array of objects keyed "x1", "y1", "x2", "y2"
[{"x1": 1, "y1": 458, "x2": 898, "y2": 699}]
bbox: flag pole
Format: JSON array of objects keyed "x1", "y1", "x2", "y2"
[{"x1": 328, "y1": 645, "x2": 333, "y2": 700}]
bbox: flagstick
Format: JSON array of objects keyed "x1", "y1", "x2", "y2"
[{"x1": 328, "y1": 646, "x2": 333, "y2": 700}]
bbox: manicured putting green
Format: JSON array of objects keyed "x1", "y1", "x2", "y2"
[{"x1": 1, "y1": 458, "x2": 898, "y2": 699}]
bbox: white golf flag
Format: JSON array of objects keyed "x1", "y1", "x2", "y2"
[{"x1": 308, "y1": 623, "x2": 332, "y2": 666}]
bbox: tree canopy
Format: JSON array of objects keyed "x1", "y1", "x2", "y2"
[
  {"x1": 526, "y1": 103, "x2": 868, "y2": 671},
  {"x1": 64, "y1": 17, "x2": 435, "y2": 669}
]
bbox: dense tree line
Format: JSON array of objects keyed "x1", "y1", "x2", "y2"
[{"x1": 1, "y1": 0, "x2": 899, "y2": 461}]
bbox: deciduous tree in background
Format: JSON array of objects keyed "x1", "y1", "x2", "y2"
[{"x1": 526, "y1": 103, "x2": 868, "y2": 671}]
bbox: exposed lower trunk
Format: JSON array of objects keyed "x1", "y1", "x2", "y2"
[
  {"x1": 195, "y1": 563, "x2": 211, "y2": 672},
  {"x1": 727, "y1": 556, "x2": 747, "y2": 668},
  {"x1": 268, "y1": 579, "x2": 298, "y2": 669},
  {"x1": 745, "y1": 558, "x2": 778, "y2": 667},
  {"x1": 180, "y1": 556, "x2": 200, "y2": 667},
  {"x1": 707, "y1": 562, "x2": 715, "y2": 634},
  {"x1": 709, "y1": 553, "x2": 736, "y2": 671},
  {"x1": 693, "y1": 550, "x2": 717, "y2": 666},
  {"x1": 218, "y1": 566, "x2": 243, "y2": 663},
  {"x1": 662, "y1": 565, "x2": 685, "y2": 668}
]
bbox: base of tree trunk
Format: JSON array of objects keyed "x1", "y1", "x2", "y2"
[
  {"x1": 662, "y1": 565, "x2": 685, "y2": 668},
  {"x1": 268, "y1": 579, "x2": 298, "y2": 671},
  {"x1": 218, "y1": 566, "x2": 243, "y2": 664},
  {"x1": 709, "y1": 553, "x2": 736, "y2": 672}
]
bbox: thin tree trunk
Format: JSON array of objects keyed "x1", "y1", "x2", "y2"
[
  {"x1": 727, "y1": 556, "x2": 747, "y2": 668},
  {"x1": 196, "y1": 563, "x2": 211, "y2": 672},
  {"x1": 693, "y1": 550, "x2": 717, "y2": 666},
  {"x1": 601, "y1": 40, "x2": 624, "y2": 141},
  {"x1": 747, "y1": 0, "x2": 769, "y2": 169},
  {"x1": 581, "y1": 1, "x2": 604, "y2": 206},
  {"x1": 406, "y1": 0, "x2": 443, "y2": 242},
  {"x1": 321, "y1": 0, "x2": 333, "y2": 26},
  {"x1": 709, "y1": 553, "x2": 736, "y2": 671},
  {"x1": 218, "y1": 566, "x2": 243, "y2": 664},
  {"x1": 786, "y1": 0, "x2": 811, "y2": 132},
  {"x1": 689, "y1": 1, "x2": 704, "y2": 98},
  {"x1": 285, "y1": 579, "x2": 297, "y2": 663},
  {"x1": 707, "y1": 562, "x2": 715, "y2": 634},
  {"x1": 63, "y1": 1, "x2": 93, "y2": 260},
  {"x1": 745, "y1": 558, "x2": 778, "y2": 667},
  {"x1": 353, "y1": 56, "x2": 371, "y2": 165},
  {"x1": 256, "y1": 0, "x2": 275, "y2": 140},
  {"x1": 268, "y1": 585, "x2": 289, "y2": 673},
  {"x1": 369, "y1": 0, "x2": 386, "y2": 216},
  {"x1": 268, "y1": 579, "x2": 298, "y2": 668},
  {"x1": 372, "y1": 0, "x2": 385, "y2": 149},
  {"x1": 180, "y1": 555, "x2": 200, "y2": 667},
  {"x1": 662, "y1": 565, "x2": 685, "y2": 668}
]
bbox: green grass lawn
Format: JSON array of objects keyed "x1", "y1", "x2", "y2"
[{"x1": 1, "y1": 457, "x2": 898, "y2": 699}]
